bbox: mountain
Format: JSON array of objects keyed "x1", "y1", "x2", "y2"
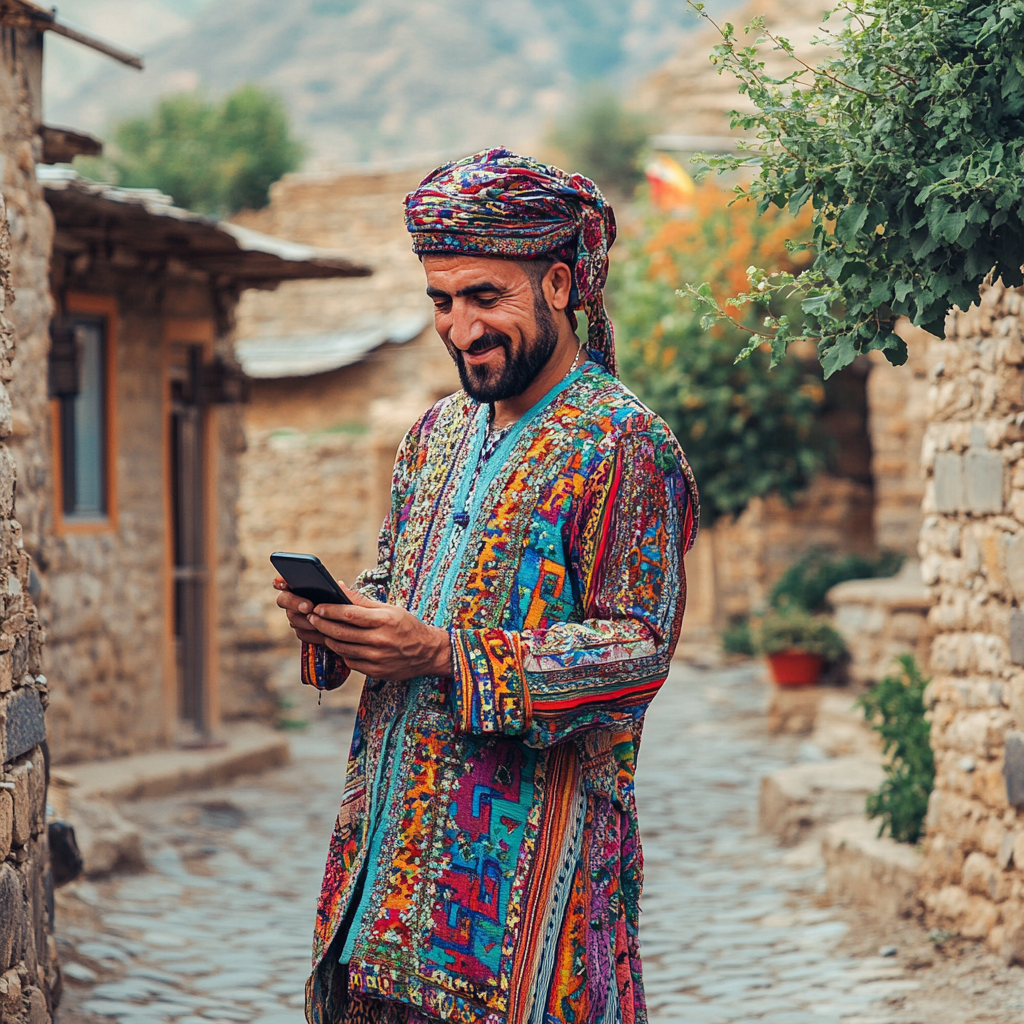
[{"x1": 44, "y1": 0, "x2": 717, "y2": 166}]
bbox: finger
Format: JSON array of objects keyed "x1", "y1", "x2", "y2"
[
  {"x1": 273, "y1": 576, "x2": 289, "y2": 590},
  {"x1": 308, "y1": 615, "x2": 383, "y2": 645},
  {"x1": 324, "y1": 638, "x2": 382, "y2": 670},
  {"x1": 278, "y1": 591, "x2": 313, "y2": 614},
  {"x1": 285, "y1": 608, "x2": 317, "y2": 627},
  {"x1": 294, "y1": 629, "x2": 323, "y2": 645},
  {"x1": 311, "y1": 603, "x2": 386, "y2": 626}
]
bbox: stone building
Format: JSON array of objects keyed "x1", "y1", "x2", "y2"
[
  {"x1": 0, "y1": 4, "x2": 145, "y2": 1019},
  {"x1": 908, "y1": 283, "x2": 1024, "y2": 958},
  {"x1": 15, "y1": 170, "x2": 369, "y2": 762},
  {"x1": 230, "y1": 165, "x2": 459, "y2": 701}
]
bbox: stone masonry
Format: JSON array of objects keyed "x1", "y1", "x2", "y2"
[
  {"x1": 917, "y1": 280, "x2": 1024, "y2": 960},
  {"x1": 0, "y1": 19, "x2": 58, "y2": 1024},
  {"x1": 0, "y1": 191, "x2": 57, "y2": 1022}
]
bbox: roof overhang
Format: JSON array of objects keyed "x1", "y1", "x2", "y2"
[
  {"x1": 0, "y1": 1, "x2": 143, "y2": 68},
  {"x1": 237, "y1": 315, "x2": 429, "y2": 379},
  {"x1": 39, "y1": 169, "x2": 372, "y2": 288}
]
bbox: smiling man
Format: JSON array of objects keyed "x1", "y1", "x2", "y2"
[{"x1": 276, "y1": 148, "x2": 698, "y2": 1024}]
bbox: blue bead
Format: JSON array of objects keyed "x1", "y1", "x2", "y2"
[{"x1": 453, "y1": 512, "x2": 469, "y2": 527}]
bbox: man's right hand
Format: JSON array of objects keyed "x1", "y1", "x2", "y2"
[{"x1": 274, "y1": 577, "x2": 328, "y2": 646}]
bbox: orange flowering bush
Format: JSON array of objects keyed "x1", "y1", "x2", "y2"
[{"x1": 609, "y1": 185, "x2": 827, "y2": 524}]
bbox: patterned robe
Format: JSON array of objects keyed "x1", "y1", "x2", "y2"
[{"x1": 303, "y1": 360, "x2": 698, "y2": 1024}]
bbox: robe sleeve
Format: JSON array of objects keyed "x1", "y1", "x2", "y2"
[
  {"x1": 299, "y1": 413, "x2": 427, "y2": 690},
  {"x1": 448, "y1": 426, "x2": 696, "y2": 749}
]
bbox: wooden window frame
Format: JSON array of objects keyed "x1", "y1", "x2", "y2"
[{"x1": 51, "y1": 293, "x2": 119, "y2": 535}]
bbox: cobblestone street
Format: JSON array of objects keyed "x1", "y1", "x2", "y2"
[{"x1": 53, "y1": 663, "x2": 1024, "y2": 1024}]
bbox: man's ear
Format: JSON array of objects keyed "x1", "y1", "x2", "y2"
[{"x1": 543, "y1": 262, "x2": 574, "y2": 313}]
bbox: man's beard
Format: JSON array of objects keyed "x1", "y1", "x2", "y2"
[{"x1": 453, "y1": 300, "x2": 560, "y2": 403}]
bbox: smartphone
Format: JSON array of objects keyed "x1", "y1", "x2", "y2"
[{"x1": 270, "y1": 552, "x2": 352, "y2": 607}]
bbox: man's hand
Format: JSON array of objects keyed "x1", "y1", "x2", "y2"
[
  {"x1": 274, "y1": 577, "x2": 329, "y2": 646},
  {"x1": 274, "y1": 577, "x2": 453, "y2": 681}
]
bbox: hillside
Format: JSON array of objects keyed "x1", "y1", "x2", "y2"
[{"x1": 44, "y1": 0, "x2": 717, "y2": 166}]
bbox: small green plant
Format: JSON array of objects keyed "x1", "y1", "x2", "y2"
[
  {"x1": 756, "y1": 608, "x2": 846, "y2": 660},
  {"x1": 858, "y1": 654, "x2": 935, "y2": 844},
  {"x1": 770, "y1": 549, "x2": 905, "y2": 613},
  {"x1": 721, "y1": 615, "x2": 756, "y2": 657}
]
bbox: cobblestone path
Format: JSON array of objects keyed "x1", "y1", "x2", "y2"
[
  {"x1": 637, "y1": 664, "x2": 910, "y2": 1023},
  {"x1": 52, "y1": 663, "x2": 1020, "y2": 1024}
]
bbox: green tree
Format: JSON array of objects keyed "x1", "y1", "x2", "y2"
[
  {"x1": 81, "y1": 85, "x2": 304, "y2": 216},
  {"x1": 685, "y1": 1, "x2": 1024, "y2": 376},
  {"x1": 609, "y1": 186, "x2": 827, "y2": 525},
  {"x1": 547, "y1": 90, "x2": 652, "y2": 197}
]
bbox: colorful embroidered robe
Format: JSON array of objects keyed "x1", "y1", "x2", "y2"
[{"x1": 303, "y1": 360, "x2": 698, "y2": 1024}]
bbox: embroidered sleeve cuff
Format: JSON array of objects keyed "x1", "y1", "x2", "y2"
[
  {"x1": 449, "y1": 628, "x2": 532, "y2": 736},
  {"x1": 300, "y1": 642, "x2": 351, "y2": 691}
]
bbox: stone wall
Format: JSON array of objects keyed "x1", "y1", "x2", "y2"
[
  {"x1": 867, "y1": 323, "x2": 931, "y2": 555},
  {"x1": 916, "y1": 281, "x2": 1024, "y2": 958},
  {"x1": 0, "y1": 24, "x2": 59, "y2": 1024}
]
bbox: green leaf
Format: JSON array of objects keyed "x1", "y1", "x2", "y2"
[
  {"x1": 821, "y1": 335, "x2": 858, "y2": 378},
  {"x1": 835, "y1": 202, "x2": 869, "y2": 245}
]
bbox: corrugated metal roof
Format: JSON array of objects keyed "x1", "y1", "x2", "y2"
[
  {"x1": 38, "y1": 167, "x2": 372, "y2": 286},
  {"x1": 236, "y1": 314, "x2": 429, "y2": 379}
]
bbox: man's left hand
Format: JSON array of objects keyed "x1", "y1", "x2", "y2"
[{"x1": 307, "y1": 585, "x2": 453, "y2": 681}]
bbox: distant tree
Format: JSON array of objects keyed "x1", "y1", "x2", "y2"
[
  {"x1": 546, "y1": 91, "x2": 652, "y2": 197},
  {"x1": 78, "y1": 85, "x2": 304, "y2": 216}
]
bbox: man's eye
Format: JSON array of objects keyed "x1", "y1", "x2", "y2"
[{"x1": 433, "y1": 301, "x2": 451, "y2": 313}]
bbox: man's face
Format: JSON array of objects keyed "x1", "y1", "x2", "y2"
[{"x1": 423, "y1": 254, "x2": 560, "y2": 403}]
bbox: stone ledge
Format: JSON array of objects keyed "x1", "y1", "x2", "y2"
[
  {"x1": 823, "y1": 816, "x2": 923, "y2": 919},
  {"x1": 828, "y1": 575, "x2": 931, "y2": 611},
  {"x1": 759, "y1": 756, "x2": 885, "y2": 846},
  {"x1": 55, "y1": 723, "x2": 291, "y2": 802}
]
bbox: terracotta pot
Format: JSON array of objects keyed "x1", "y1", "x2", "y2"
[{"x1": 767, "y1": 649, "x2": 825, "y2": 686}]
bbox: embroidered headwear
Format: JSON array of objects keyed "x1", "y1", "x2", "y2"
[{"x1": 404, "y1": 147, "x2": 618, "y2": 375}]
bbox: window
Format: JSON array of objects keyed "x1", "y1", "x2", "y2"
[{"x1": 50, "y1": 311, "x2": 111, "y2": 522}]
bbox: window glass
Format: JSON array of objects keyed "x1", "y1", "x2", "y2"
[{"x1": 61, "y1": 318, "x2": 107, "y2": 518}]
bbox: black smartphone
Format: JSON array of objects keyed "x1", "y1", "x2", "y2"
[{"x1": 270, "y1": 551, "x2": 352, "y2": 606}]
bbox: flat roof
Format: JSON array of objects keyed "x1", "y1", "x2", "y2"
[{"x1": 39, "y1": 168, "x2": 372, "y2": 287}]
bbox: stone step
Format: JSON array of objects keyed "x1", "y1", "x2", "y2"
[
  {"x1": 759, "y1": 756, "x2": 885, "y2": 846},
  {"x1": 822, "y1": 816, "x2": 923, "y2": 919}
]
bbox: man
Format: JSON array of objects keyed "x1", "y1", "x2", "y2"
[{"x1": 276, "y1": 148, "x2": 698, "y2": 1024}]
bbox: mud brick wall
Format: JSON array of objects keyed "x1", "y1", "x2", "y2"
[{"x1": 916, "y1": 281, "x2": 1024, "y2": 961}]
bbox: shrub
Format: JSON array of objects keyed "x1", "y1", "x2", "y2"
[
  {"x1": 770, "y1": 548, "x2": 905, "y2": 613},
  {"x1": 756, "y1": 608, "x2": 846, "y2": 661},
  {"x1": 686, "y1": 0, "x2": 1024, "y2": 377},
  {"x1": 610, "y1": 185, "x2": 827, "y2": 526},
  {"x1": 721, "y1": 616, "x2": 756, "y2": 656},
  {"x1": 858, "y1": 655, "x2": 935, "y2": 844}
]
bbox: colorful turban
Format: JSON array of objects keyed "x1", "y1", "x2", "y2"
[{"x1": 404, "y1": 148, "x2": 618, "y2": 375}]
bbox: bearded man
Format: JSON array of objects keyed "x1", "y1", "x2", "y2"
[{"x1": 276, "y1": 149, "x2": 698, "y2": 1024}]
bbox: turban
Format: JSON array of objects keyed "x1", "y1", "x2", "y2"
[{"x1": 404, "y1": 148, "x2": 618, "y2": 375}]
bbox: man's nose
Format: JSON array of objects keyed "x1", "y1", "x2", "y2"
[{"x1": 447, "y1": 303, "x2": 486, "y2": 350}]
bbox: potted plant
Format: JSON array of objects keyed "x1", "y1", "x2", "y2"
[{"x1": 756, "y1": 608, "x2": 846, "y2": 686}]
